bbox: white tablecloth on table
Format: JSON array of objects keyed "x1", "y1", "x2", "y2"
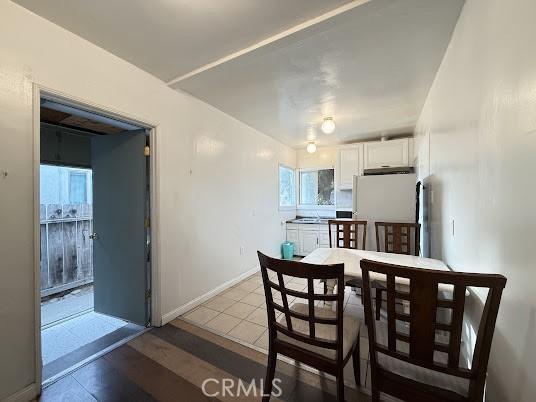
[{"x1": 301, "y1": 248, "x2": 455, "y2": 292}]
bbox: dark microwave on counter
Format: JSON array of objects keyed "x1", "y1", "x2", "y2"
[{"x1": 336, "y1": 210, "x2": 352, "y2": 219}]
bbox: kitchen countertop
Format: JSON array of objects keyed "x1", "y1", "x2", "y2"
[{"x1": 287, "y1": 217, "x2": 330, "y2": 224}]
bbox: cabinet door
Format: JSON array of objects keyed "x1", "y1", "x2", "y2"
[
  {"x1": 300, "y1": 231, "x2": 318, "y2": 255},
  {"x1": 364, "y1": 138, "x2": 409, "y2": 169},
  {"x1": 286, "y1": 229, "x2": 300, "y2": 255},
  {"x1": 318, "y1": 231, "x2": 331, "y2": 248},
  {"x1": 338, "y1": 146, "x2": 360, "y2": 189}
]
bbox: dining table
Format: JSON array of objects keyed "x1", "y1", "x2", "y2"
[{"x1": 301, "y1": 247, "x2": 455, "y2": 307}]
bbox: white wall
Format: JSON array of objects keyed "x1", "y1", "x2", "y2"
[
  {"x1": 0, "y1": 2, "x2": 295, "y2": 399},
  {"x1": 296, "y1": 147, "x2": 337, "y2": 170},
  {"x1": 414, "y1": 0, "x2": 536, "y2": 400}
]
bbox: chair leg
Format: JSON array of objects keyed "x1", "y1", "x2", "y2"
[
  {"x1": 375, "y1": 288, "x2": 383, "y2": 320},
  {"x1": 263, "y1": 349, "x2": 277, "y2": 402},
  {"x1": 336, "y1": 368, "x2": 345, "y2": 402},
  {"x1": 324, "y1": 281, "x2": 328, "y2": 294},
  {"x1": 360, "y1": 285, "x2": 370, "y2": 327},
  {"x1": 352, "y1": 339, "x2": 361, "y2": 387}
]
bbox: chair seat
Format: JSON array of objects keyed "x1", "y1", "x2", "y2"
[
  {"x1": 277, "y1": 303, "x2": 361, "y2": 360},
  {"x1": 374, "y1": 321, "x2": 470, "y2": 397}
]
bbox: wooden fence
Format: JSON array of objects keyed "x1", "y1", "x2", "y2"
[{"x1": 40, "y1": 203, "x2": 93, "y2": 297}]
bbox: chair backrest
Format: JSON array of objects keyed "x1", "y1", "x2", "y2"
[
  {"x1": 257, "y1": 251, "x2": 345, "y2": 361},
  {"x1": 360, "y1": 259, "x2": 506, "y2": 398},
  {"x1": 375, "y1": 222, "x2": 421, "y2": 256},
  {"x1": 328, "y1": 219, "x2": 367, "y2": 250}
]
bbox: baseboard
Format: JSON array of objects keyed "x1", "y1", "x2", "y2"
[
  {"x1": 161, "y1": 265, "x2": 260, "y2": 325},
  {"x1": 2, "y1": 383, "x2": 39, "y2": 402}
]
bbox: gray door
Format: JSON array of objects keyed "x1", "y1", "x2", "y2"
[{"x1": 91, "y1": 130, "x2": 148, "y2": 326}]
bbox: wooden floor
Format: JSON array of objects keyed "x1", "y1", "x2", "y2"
[{"x1": 38, "y1": 319, "x2": 370, "y2": 401}]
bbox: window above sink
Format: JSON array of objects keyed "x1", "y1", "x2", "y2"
[{"x1": 298, "y1": 168, "x2": 335, "y2": 210}]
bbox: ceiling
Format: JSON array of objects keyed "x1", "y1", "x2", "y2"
[
  {"x1": 14, "y1": 0, "x2": 464, "y2": 148},
  {"x1": 40, "y1": 100, "x2": 142, "y2": 135},
  {"x1": 41, "y1": 107, "x2": 124, "y2": 135},
  {"x1": 13, "y1": 0, "x2": 353, "y2": 82},
  {"x1": 174, "y1": 0, "x2": 465, "y2": 147}
]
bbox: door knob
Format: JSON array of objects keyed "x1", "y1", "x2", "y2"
[{"x1": 89, "y1": 232, "x2": 99, "y2": 240}]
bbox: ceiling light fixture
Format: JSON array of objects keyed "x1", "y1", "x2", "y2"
[
  {"x1": 306, "y1": 142, "x2": 317, "y2": 154},
  {"x1": 321, "y1": 117, "x2": 336, "y2": 134}
]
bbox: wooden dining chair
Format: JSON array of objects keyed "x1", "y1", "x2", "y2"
[
  {"x1": 257, "y1": 251, "x2": 362, "y2": 401},
  {"x1": 360, "y1": 259, "x2": 506, "y2": 402},
  {"x1": 327, "y1": 219, "x2": 366, "y2": 293},
  {"x1": 374, "y1": 222, "x2": 421, "y2": 320},
  {"x1": 375, "y1": 222, "x2": 421, "y2": 256},
  {"x1": 328, "y1": 219, "x2": 367, "y2": 250}
]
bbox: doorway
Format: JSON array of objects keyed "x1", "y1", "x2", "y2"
[{"x1": 36, "y1": 93, "x2": 156, "y2": 385}]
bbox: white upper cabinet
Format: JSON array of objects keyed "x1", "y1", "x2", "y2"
[
  {"x1": 337, "y1": 144, "x2": 362, "y2": 189},
  {"x1": 363, "y1": 138, "x2": 413, "y2": 170}
]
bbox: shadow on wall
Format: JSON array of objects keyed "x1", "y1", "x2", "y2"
[
  {"x1": 464, "y1": 289, "x2": 536, "y2": 401},
  {"x1": 487, "y1": 305, "x2": 536, "y2": 400}
]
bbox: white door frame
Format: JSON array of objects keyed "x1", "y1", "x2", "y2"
[{"x1": 32, "y1": 84, "x2": 162, "y2": 387}]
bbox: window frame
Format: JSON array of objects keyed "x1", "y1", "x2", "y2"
[
  {"x1": 278, "y1": 163, "x2": 296, "y2": 211},
  {"x1": 297, "y1": 166, "x2": 336, "y2": 210}
]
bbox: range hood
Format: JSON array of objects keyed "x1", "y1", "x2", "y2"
[{"x1": 363, "y1": 166, "x2": 414, "y2": 175}]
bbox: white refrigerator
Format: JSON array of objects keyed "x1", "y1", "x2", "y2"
[{"x1": 353, "y1": 173, "x2": 417, "y2": 251}]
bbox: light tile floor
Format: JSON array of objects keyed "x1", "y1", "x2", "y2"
[
  {"x1": 41, "y1": 311, "x2": 128, "y2": 364},
  {"x1": 182, "y1": 270, "x2": 371, "y2": 390}
]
